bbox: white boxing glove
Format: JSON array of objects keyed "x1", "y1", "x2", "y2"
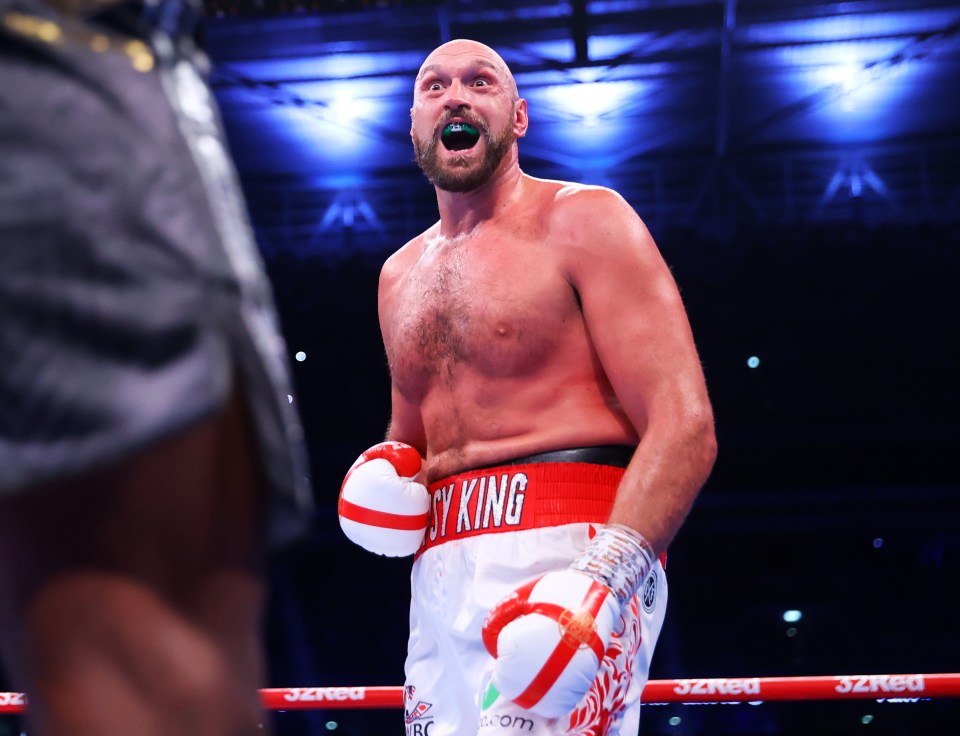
[
  {"x1": 338, "y1": 441, "x2": 429, "y2": 557},
  {"x1": 481, "y1": 525, "x2": 656, "y2": 718}
]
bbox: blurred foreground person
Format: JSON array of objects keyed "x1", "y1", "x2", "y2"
[{"x1": 0, "y1": 1, "x2": 312, "y2": 733}]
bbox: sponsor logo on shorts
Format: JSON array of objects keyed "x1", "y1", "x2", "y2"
[
  {"x1": 404, "y1": 685, "x2": 435, "y2": 736},
  {"x1": 477, "y1": 682, "x2": 537, "y2": 731},
  {"x1": 478, "y1": 712, "x2": 536, "y2": 732},
  {"x1": 481, "y1": 682, "x2": 500, "y2": 711},
  {"x1": 405, "y1": 720, "x2": 434, "y2": 736},
  {"x1": 405, "y1": 700, "x2": 433, "y2": 723},
  {"x1": 835, "y1": 675, "x2": 925, "y2": 694},
  {"x1": 477, "y1": 682, "x2": 535, "y2": 733},
  {"x1": 641, "y1": 570, "x2": 657, "y2": 613},
  {"x1": 426, "y1": 472, "x2": 528, "y2": 543}
]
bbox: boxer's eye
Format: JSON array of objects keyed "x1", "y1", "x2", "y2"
[{"x1": 441, "y1": 122, "x2": 480, "y2": 151}]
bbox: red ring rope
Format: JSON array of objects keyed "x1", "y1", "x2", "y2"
[{"x1": 2, "y1": 673, "x2": 958, "y2": 713}]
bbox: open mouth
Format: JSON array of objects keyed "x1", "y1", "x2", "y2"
[{"x1": 441, "y1": 122, "x2": 481, "y2": 151}]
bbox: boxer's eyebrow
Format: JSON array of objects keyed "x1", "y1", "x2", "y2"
[{"x1": 416, "y1": 64, "x2": 439, "y2": 83}]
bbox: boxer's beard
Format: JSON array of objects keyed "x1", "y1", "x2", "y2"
[{"x1": 413, "y1": 117, "x2": 514, "y2": 193}]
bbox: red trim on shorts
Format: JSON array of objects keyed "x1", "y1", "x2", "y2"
[{"x1": 417, "y1": 462, "x2": 622, "y2": 556}]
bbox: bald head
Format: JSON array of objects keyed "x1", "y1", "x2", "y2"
[
  {"x1": 410, "y1": 38, "x2": 528, "y2": 192},
  {"x1": 415, "y1": 39, "x2": 519, "y2": 100}
]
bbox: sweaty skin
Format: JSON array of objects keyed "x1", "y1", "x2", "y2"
[{"x1": 381, "y1": 39, "x2": 716, "y2": 556}]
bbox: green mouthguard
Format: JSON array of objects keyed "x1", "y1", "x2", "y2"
[{"x1": 442, "y1": 122, "x2": 479, "y2": 138}]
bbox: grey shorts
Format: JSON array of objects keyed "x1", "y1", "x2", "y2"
[{"x1": 0, "y1": 0, "x2": 312, "y2": 541}]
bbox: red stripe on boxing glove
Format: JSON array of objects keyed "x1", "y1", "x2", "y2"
[
  {"x1": 338, "y1": 442, "x2": 429, "y2": 557},
  {"x1": 481, "y1": 570, "x2": 619, "y2": 718},
  {"x1": 482, "y1": 525, "x2": 656, "y2": 718}
]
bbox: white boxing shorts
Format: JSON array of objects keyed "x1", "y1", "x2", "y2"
[{"x1": 404, "y1": 448, "x2": 668, "y2": 736}]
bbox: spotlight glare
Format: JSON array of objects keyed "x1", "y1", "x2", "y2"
[
  {"x1": 783, "y1": 609, "x2": 802, "y2": 623},
  {"x1": 295, "y1": 351, "x2": 307, "y2": 362},
  {"x1": 747, "y1": 355, "x2": 760, "y2": 368}
]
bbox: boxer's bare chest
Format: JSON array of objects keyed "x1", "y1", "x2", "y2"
[{"x1": 387, "y1": 229, "x2": 576, "y2": 397}]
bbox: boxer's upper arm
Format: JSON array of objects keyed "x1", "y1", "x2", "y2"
[
  {"x1": 378, "y1": 249, "x2": 427, "y2": 452},
  {"x1": 386, "y1": 387, "x2": 427, "y2": 453},
  {"x1": 557, "y1": 188, "x2": 715, "y2": 550},
  {"x1": 557, "y1": 188, "x2": 712, "y2": 439}
]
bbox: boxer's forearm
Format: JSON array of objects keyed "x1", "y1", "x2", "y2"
[{"x1": 606, "y1": 409, "x2": 716, "y2": 556}]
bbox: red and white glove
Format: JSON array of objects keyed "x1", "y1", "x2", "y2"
[
  {"x1": 481, "y1": 525, "x2": 656, "y2": 718},
  {"x1": 338, "y1": 441, "x2": 430, "y2": 557}
]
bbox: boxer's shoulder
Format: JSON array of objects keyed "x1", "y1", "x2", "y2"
[
  {"x1": 381, "y1": 227, "x2": 435, "y2": 288},
  {"x1": 551, "y1": 184, "x2": 637, "y2": 235}
]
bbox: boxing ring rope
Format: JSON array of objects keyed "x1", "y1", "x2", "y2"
[{"x1": 2, "y1": 673, "x2": 958, "y2": 713}]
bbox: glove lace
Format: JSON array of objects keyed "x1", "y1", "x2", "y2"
[{"x1": 569, "y1": 524, "x2": 656, "y2": 608}]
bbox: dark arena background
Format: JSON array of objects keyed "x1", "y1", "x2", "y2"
[{"x1": 4, "y1": 1, "x2": 960, "y2": 735}]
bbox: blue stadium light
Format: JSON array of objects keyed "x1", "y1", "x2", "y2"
[
  {"x1": 730, "y1": 5, "x2": 958, "y2": 146},
  {"x1": 522, "y1": 78, "x2": 655, "y2": 171},
  {"x1": 325, "y1": 94, "x2": 377, "y2": 128},
  {"x1": 295, "y1": 351, "x2": 307, "y2": 362},
  {"x1": 783, "y1": 609, "x2": 802, "y2": 623},
  {"x1": 747, "y1": 356, "x2": 760, "y2": 368},
  {"x1": 588, "y1": 32, "x2": 657, "y2": 62},
  {"x1": 284, "y1": 86, "x2": 388, "y2": 158},
  {"x1": 805, "y1": 43, "x2": 909, "y2": 111},
  {"x1": 215, "y1": 52, "x2": 412, "y2": 176},
  {"x1": 536, "y1": 80, "x2": 645, "y2": 126},
  {"x1": 515, "y1": 38, "x2": 576, "y2": 65},
  {"x1": 232, "y1": 50, "x2": 423, "y2": 82},
  {"x1": 775, "y1": 34, "x2": 920, "y2": 142}
]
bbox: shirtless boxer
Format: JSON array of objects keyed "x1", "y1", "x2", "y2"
[
  {"x1": 338, "y1": 39, "x2": 716, "y2": 735},
  {"x1": 0, "y1": 1, "x2": 311, "y2": 733}
]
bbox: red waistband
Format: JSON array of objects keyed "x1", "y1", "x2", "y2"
[{"x1": 417, "y1": 461, "x2": 623, "y2": 556}]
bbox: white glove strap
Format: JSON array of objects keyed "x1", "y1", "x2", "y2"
[{"x1": 569, "y1": 524, "x2": 656, "y2": 608}]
